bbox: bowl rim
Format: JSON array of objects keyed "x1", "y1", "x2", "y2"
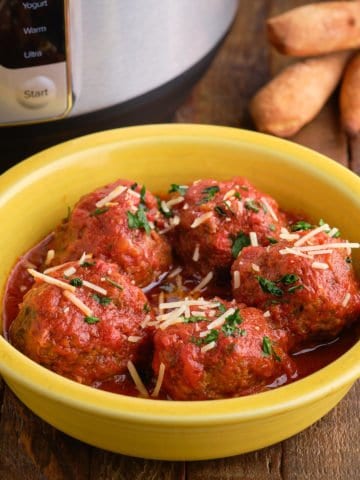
[{"x1": 0, "y1": 123, "x2": 359, "y2": 425}]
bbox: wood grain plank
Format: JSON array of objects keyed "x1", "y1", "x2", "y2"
[
  {"x1": 0, "y1": 389, "x2": 90, "y2": 480},
  {"x1": 174, "y1": 0, "x2": 271, "y2": 128},
  {"x1": 349, "y1": 136, "x2": 360, "y2": 174},
  {"x1": 186, "y1": 446, "x2": 283, "y2": 480},
  {"x1": 281, "y1": 382, "x2": 360, "y2": 480},
  {"x1": 88, "y1": 451, "x2": 185, "y2": 480}
]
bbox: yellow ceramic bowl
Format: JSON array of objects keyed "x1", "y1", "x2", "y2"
[{"x1": 0, "y1": 124, "x2": 359, "y2": 460}]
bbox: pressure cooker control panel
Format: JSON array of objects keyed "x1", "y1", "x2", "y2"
[{"x1": 0, "y1": 0, "x2": 71, "y2": 125}]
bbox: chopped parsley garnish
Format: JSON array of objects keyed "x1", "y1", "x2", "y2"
[
  {"x1": 69, "y1": 277, "x2": 83, "y2": 287},
  {"x1": 267, "y1": 236, "x2": 278, "y2": 244},
  {"x1": 214, "y1": 205, "x2": 227, "y2": 217},
  {"x1": 127, "y1": 204, "x2": 151, "y2": 234},
  {"x1": 257, "y1": 276, "x2": 284, "y2": 296},
  {"x1": 130, "y1": 183, "x2": 138, "y2": 190},
  {"x1": 140, "y1": 185, "x2": 146, "y2": 205},
  {"x1": 244, "y1": 199, "x2": 260, "y2": 213},
  {"x1": 280, "y1": 274, "x2": 299, "y2": 285},
  {"x1": 191, "y1": 329, "x2": 219, "y2": 346},
  {"x1": 231, "y1": 232, "x2": 251, "y2": 258},
  {"x1": 84, "y1": 316, "x2": 100, "y2": 324},
  {"x1": 221, "y1": 309, "x2": 244, "y2": 337},
  {"x1": 92, "y1": 294, "x2": 111, "y2": 305},
  {"x1": 318, "y1": 219, "x2": 341, "y2": 237},
  {"x1": 200, "y1": 185, "x2": 220, "y2": 203},
  {"x1": 234, "y1": 192, "x2": 242, "y2": 200},
  {"x1": 143, "y1": 303, "x2": 151, "y2": 313},
  {"x1": 262, "y1": 336, "x2": 273, "y2": 356},
  {"x1": 290, "y1": 220, "x2": 313, "y2": 231},
  {"x1": 90, "y1": 207, "x2": 109, "y2": 216},
  {"x1": 81, "y1": 261, "x2": 95, "y2": 268},
  {"x1": 218, "y1": 303, "x2": 227, "y2": 314},
  {"x1": 183, "y1": 315, "x2": 206, "y2": 323},
  {"x1": 268, "y1": 224, "x2": 276, "y2": 232},
  {"x1": 262, "y1": 336, "x2": 281, "y2": 361},
  {"x1": 203, "y1": 329, "x2": 219, "y2": 344},
  {"x1": 64, "y1": 206, "x2": 71, "y2": 222},
  {"x1": 168, "y1": 184, "x2": 188, "y2": 195},
  {"x1": 105, "y1": 277, "x2": 123, "y2": 290}
]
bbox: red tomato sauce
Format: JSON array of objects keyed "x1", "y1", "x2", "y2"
[{"x1": 2, "y1": 236, "x2": 359, "y2": 398}]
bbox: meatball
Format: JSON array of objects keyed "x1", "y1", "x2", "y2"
[
  {"x1": 152, "y1": 298, "x2": 295, "y2": 400},
  {"x1": 170, "y1": 177, "x2": 287, "y2": 276},
  {"x1": 10, "y1": 259, "x2": 154, "y2": 385},
  {"x1": 231, "y1": 229, "x2": 360, "y2": 347},
  {"x1": 47, "y1": 179, "x2": 172, "y2": 287}
]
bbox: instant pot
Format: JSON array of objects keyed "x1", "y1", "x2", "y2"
[{"x1": 0, "y1": 0, "x2": 238, "y2": 171}]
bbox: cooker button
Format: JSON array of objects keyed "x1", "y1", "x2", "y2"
[{"x1": 16, "y1": 76, "x2": 56, "y2": 109}]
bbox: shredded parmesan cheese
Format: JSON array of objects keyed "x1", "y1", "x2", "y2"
[
  {"x1": 192, "y1": 243, "x2": 200, "y2": 262},
  {"x1": 78, "y1": 252, "x2": 93, "y2": 265},
  {"x1": 44, "y1": 249, "x2": 55, "y2": 266},
  {"x1": 44, "y1": 262, "x2": 69, "y2": 274},
  {"x1": 223, "y1": 189, "x2": 236, "y2": 200},
  {"x1": 233, "y1": 270, "x2": 240, "y2": 289},
  {"x1": 127, "y1": 188, "x2": 140, "y2": 199},
  {"x1": 28, "y1": 269, "x2": 75, "y2": 292},
  {"x1": 279, "y1": 232, "x2": 300, "y2": 241},
  {"x1": 166, "y1": 196, "x2": 184, "y2": 207},
  {"x1": 141, "y1": 314, "x2": 151, "y2": 329},
  {"x1": 127, "y1": 360, "x2": 149, "y2": 397},
  {"x1": 171, "y1": 215, "x2": 180, "y2": 226},
  {"x1": 128, "y1": 336, "x2": 142, "y2": 343},
  {"x1": 263, "y1": 310, "x2": 271, "y2": 318},
  {"x1": 63, "y1": 266, "x2": 77, "y2": 277},
  {"x1": 207, "y1": 308, "x2": 235, "y2": 330},
  {"x1": 82, "y1": 280, "x2": 107, "y2": 295},
  {"x1": 279, "y1": 248, "x2": 315, "y2": 259},
  {"x1": 311, "y1": 261, "x2": 329, "y2": 270},
  {"x1": 307, "y1": 249, "x2": 333, "y2": 256},
  {"x1": 63, "y1": 290, "x2": 93, "y2": 316},
  {"x1": 151, "y1": 362, "x2": 166, "y2": 397},
  {"x1": 294, "y1": 224, "x2": 330, "y2": 247},
  {"x1": 191, "y1": 271, "x2": 214, "y2": 293},
  {"x1": 159, "y1": 298, "x2": 219, "y2": 310},
  {"x1": 96, "y1": 185, "x2": 127, "y2": 208},
  {"x1": 249, "y1": 232, "x2": 258, "y2": 247},
  {"x1": 342, "y1": 292, "x2": 351, "y2": 307},
  {"x1": 190, "y1": 212, "x2": 213, "y2": 229},
  {"x1": 201, "y1": 341, "x2": 216, "y2": 353},
  {"x1": 294, "y1": 242, "x2": 360, "y2": 252},
  {"x1": 160, "y1": 200, "x2": 170, "y2": 214},
  {"x1": 251, "y1": 263, "x2": 260, "y2": 272},
  {"x1": 328, "y1": 227, "x2": 339, "y2": 237},
  {"x1": 261, "y1": 198, "x2": 278, "y2": 222},
  {"x1": 167, "y1": 266, "x2": 183, "y2": 278}
]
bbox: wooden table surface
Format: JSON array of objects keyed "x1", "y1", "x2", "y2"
[{"x1": 1, "y1": 1, "x2": 359, "y2": 479}]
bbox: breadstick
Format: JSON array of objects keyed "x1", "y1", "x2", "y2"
[
  {"x1": 250, "y1": 51, "x2": 351, "y2": 138},
  {"x1": 340, "y1": 51, "x2": 360, "y2": 135},
  {"x1": 267, "y1": 2, "x2": 360, "y2": 57}
]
